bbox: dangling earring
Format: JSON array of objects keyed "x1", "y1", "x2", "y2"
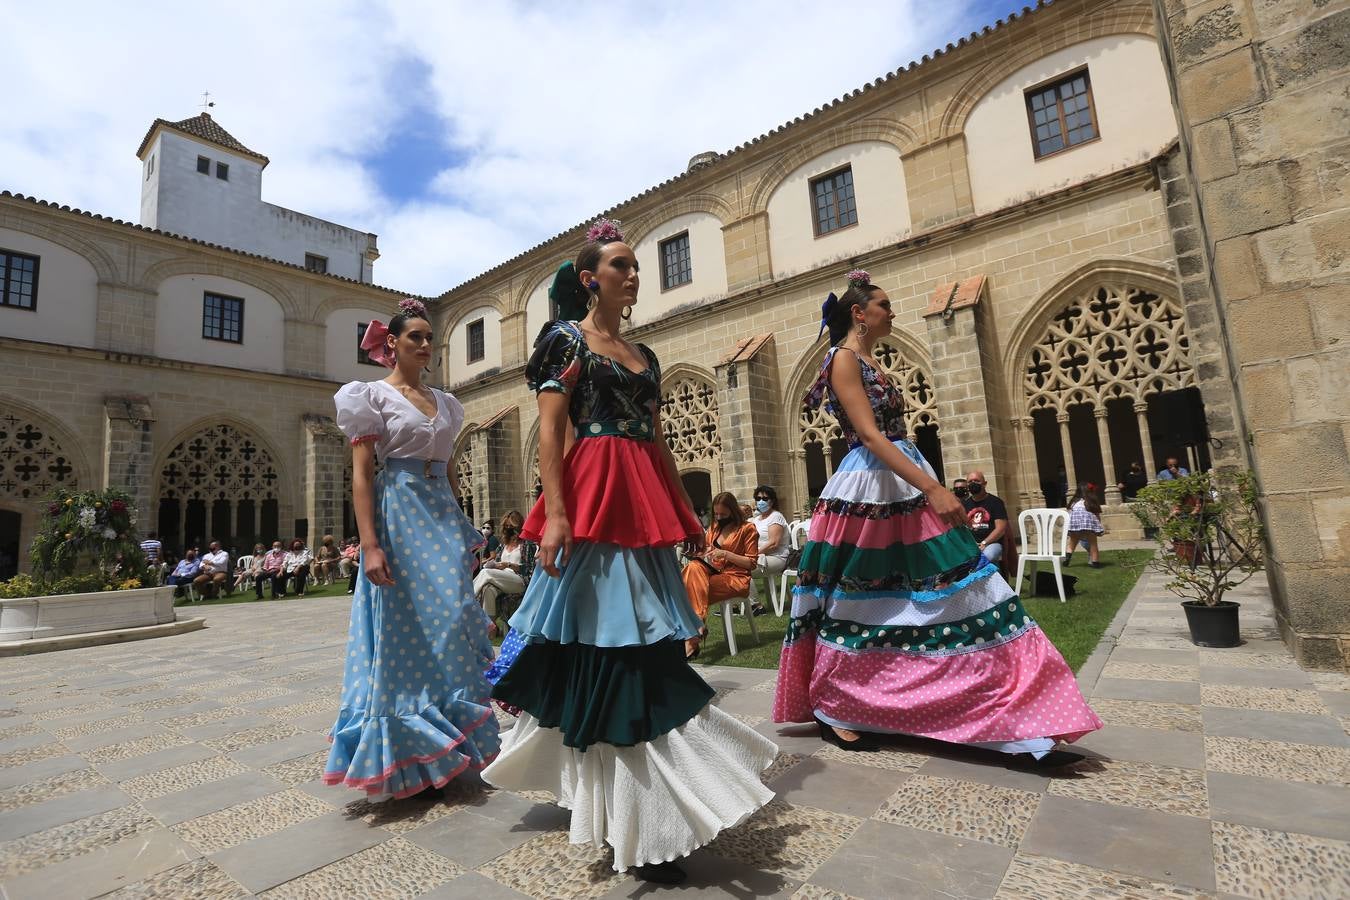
[
  {"x1": 587, "y1": 294, "x2": 598, "y2": 311},
  {"x1": 621, "y1": 305, "x2": 633, "y2": 321},
  {"x1": 856, "y1": 321, "x2": 869, "y2": 338}
]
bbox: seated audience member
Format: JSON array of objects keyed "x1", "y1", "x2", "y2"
[
  {"x1": 472, "y1": 511, "x2": 526, "y2": 638},
  {"x1": 314, "y1": 535, "x2": 341, "y2": 585},
  {"x1": 166, "y1": 549, "x2": 202, "y2": 597},
  {"x1": 962, "y1": 471, "x2": 1010, "y2": 564},
  {"x1": 1118, "y1": 461, "x2": 1148, "y2": 500},
  {"x1": 256, "y1": 541, "x2": 287, "y2": 600},
  {"x1": 193, "y1": 541, "x2": 231, "y2": 599},
  {"x1": 234, "y1": 545, "x2": 261, "y2": 592},
  {"x1": 749, "y1": 485, "x2": 790, "y2": 616},
  {"x1": 480, "y1": 520, "x2": 501, "y2": 562},
  {"x1": 282, "y1": 540, "x2": 313, "y2": 598},
  {"x1": 1157, "y1": 456, "x2": 1190, "y2": 481},
  {"x1": 140, "y1": 532, "x2": 163, "y2": 569},
  {"x1": 341, "y1": 537, "x2": 360, "y2": 593},
  {"x1": 681, "y1": 491, "x2": 758, "y2": 660},
  {"x1": 952, "y1": 477, "x2": 969, "y2": 500}
]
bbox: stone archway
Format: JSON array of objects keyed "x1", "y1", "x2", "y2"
[
  {"x1": 156, "y1": 422, "x2": 281, "y2": 553},
  {"x1": 1017, "y1": 281, "x2": 1202, "y2": 508},
  {"x1": 793, "y1": 337, "x2": 942, "y2": 512},
  {"x1": 0, "y1": 405, "x2": 87, "y2": 576}
]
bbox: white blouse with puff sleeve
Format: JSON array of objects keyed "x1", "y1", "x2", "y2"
[{"x1": 334, "y1": 380, "x2": 465, "y2": 462}]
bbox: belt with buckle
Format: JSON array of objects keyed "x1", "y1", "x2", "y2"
[
  {"x1": 384, "y1": 457, "x2": 449, "y2": 479},
  {"x1": 574, "y1": 419, "x2": 654, "y2": 441}
]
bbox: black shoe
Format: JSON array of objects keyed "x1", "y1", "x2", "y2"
[
  {"x1": 1088, "y1": 561, "x2": 1103, "y2": 569},
  {"x1": 751, "y1": 602, "x2": 768, "y2": 617},
  {"x1": 1006, "y1": 749, "x2": 1085, "y2": 769},
  {"x1": 685, "y1": 645, "x2": 701, "y2": 662},
  {"x1": 816, "y1": 718, "x2": 880, "y2": 752},
  {"x1": 634, "y1": 861, "x2": 687, "y2": 885}
]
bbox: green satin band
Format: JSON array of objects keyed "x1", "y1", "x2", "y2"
[{"x1": 574, "y1": 419, "x2": 655, "y2": 441}]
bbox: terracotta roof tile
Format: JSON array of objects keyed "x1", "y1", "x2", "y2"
[
  {"x1": 136, "y1": 113, "x2": 269, "y2": 165},
  {"x1": 719, "y1": 333, "x2": 775, "y2": 366},
  {"x1": 925, "y1": 275, "x2": 988, "y2": 317}
]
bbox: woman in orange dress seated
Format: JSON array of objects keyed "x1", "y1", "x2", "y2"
[{"x1": 682, "y1": 491, "x2": 759, "y2": 659}]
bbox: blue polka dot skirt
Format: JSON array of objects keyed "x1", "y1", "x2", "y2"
[{"x1": 324, "y1": 459, "x2": 501, "y2": 798}]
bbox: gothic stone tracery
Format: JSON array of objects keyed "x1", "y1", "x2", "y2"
[{"x1": 0, "y1": 411, "x2": 79, "y2": 501}]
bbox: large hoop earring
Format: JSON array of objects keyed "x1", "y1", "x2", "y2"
[
  {"x1": 621, "y1": 305, "x2": 633, "y2": 321},
  {"x1": 587, "y1": 293, "x2": 598, "y2": 311},
  {"x1": 856, "y1": 322, "x2": 869, "y2": 338}
]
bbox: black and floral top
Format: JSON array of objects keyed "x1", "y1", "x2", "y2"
[
  {"x1": 526, "y1": 320, "x2": 662, "y2": 432},
  {"x1": 804, "y1": 347, "x2": 908, "y2": 447}
]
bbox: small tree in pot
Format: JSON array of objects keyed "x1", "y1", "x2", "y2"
[{"x1": 1131, "y1": 470, "x2": 1264, "y2": 647}]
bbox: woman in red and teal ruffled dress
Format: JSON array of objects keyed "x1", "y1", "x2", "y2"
[
  {"x1": 483, "y1": 219, "x2": 776, "y2": 884},
  {"x1": 773, "y1": 271, "x2": 1101, "y2": 766}
]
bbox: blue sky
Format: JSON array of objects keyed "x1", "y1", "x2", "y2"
[{"x1": 2, "y1": 1, "x2": 1040, "y2": 294}]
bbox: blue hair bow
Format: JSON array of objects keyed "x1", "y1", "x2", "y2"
[{"x1": 817, "y1": 292, "x2": 839, "y2": 340}]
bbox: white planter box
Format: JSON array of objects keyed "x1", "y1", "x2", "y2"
[{"x1": 0, "y1": 586, "x2": 177, "y2": 641}]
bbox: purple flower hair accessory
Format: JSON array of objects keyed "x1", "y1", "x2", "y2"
[
  {"x1": 585, "y1": 217, "x2": 625, "y2": 244},
  {"x1": 846, "y1": 269, "x2": 871, "y2": 288},
  {"x1": 398, "y1": 297, "x2": 428, "y2": 319}
]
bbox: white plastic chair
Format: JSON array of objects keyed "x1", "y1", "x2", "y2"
[
  {"x1": 765, "y1": 518, "x2": 808, "y2": 616},
  {"x1": 1014, "y1": 508, "x2": 1071, "y2": 603},
  {"x1": 721, "y1": 591, "x2": 761, "y2": 657}
]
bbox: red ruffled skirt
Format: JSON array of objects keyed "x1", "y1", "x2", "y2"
[{"x1": 522, "y1": 436, "x2": 702, "y2": 549}]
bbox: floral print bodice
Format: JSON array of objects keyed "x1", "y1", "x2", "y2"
[
  {"x1": 526, "y1": 320, "x2": 662, "y2": 429},
  {"x1": 803, "y1": 347, "x2": 908, "y2": 446}
]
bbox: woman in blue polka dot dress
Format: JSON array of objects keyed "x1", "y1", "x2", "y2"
[{"x1": 323, "y1": 298, "x2": 500, "y2": 800}]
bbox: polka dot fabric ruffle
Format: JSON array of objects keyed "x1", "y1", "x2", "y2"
[{"x1": 323, "y1": 462, "x2": 501, "y2": 799}]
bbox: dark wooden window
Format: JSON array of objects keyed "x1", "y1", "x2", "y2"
[
  {"x1": 1026, "y1": 67, "x2": 1098, "y2": 159},
  {"x1": 216, "y1": 162, "x2": 230, "y2": 181},
  {"x1": 197, "y1": 155, "x2": 210, "y2": 174},
  {"x1": 202, "y1": 292, "x2": 244, "y2": 343},
  {"x1": 659, "y1": 232, "x2": 692, "y2": 290},
  {"x1": 305, "y1": 253, "x2": 328, "y2": 274},
  {"x1": 466, "y1": 319, "x2": 485, "y2": 363},
  {"x1": 0, "y1": 249, "x2": 39, "y2": 310},
  {"x1": 811, "y1": 166, "x2": 858, "y2": 236},
  {"x1": 356, "y1": 322, "x2": 380, "y2": 366}
]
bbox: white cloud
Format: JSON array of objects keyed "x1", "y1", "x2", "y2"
[{"x1": 2, "y1": 0, "x2": 988, "y2": 294}]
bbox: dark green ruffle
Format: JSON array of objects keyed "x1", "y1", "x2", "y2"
[
  {"x1": 490, "y1": 638, "x2": 714, "y2": 751},
  {"x1": 796, "y1": 529, "x2": 981, "y2": 590},
  {"x1": 785, "y1": 596, "x2": 1031, "y2": 653}
]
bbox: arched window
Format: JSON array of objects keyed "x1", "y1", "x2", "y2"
[
  {"x1": 660, "y1": 376, "x2": 722, "y2": 468},
  {"x1": 157, "y1": 423, "x2": 280, "y2": 552}
]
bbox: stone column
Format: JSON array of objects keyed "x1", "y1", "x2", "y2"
[
  {"x1": 1135, "y1": 402, "x2": 1157, "y2": 481},
  {"x1": 1057, "y1": 413, "x2": 1078, "y2": 493},
  {"x1": 1095, "y1": 409, "x2": 1123, "y2": 505},
  {"x1": 787, "y1": 448, "x2": 809, "y2": 520},
  {"x1": 1155, "y1": 0, "x2": 1350, "y2": 668},
  {"x1": 102, "y1": 395, "x2": 156, "y2": 528},
  {"x1": 498, "y1": 311, "x2": 529, "y2": 370},
  {"x1": 302, "y1": 414, "x2": 347, "y2": 542},
  {"x1": 714, "y1": 334, "x2": 783, "y2": 504},
  {"x1": 482, "y1": 407, "x2": 523, "y2": 524},
  {"x1": 721, "y1": 212, "x2": 772, "y2": 293},
  {"x1": 1012, "y1": 416, "x2": 1044, "y2": 509},
  {"x1": 923, "y1": 276, "x2": 1013, "y2": 495},
  {"x1": 901, "y1": 135, "x2": 974, "y2": 230}
]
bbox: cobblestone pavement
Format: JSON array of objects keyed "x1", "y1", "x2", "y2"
[{"x1": 1, "y1": 571, "x2": 1347, "y2": 899}]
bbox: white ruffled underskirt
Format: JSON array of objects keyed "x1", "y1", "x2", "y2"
[{"x1": 482, "y1": 705, "x2": 778, "y2": 872}]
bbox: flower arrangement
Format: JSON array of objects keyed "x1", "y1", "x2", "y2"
[
  {"x1": 26, "y1": 487, "x2": 147, "y2": 591},
  {"x1": 846, "y1": 269, "x2": 871, "y2": 288},
  {"x1": 397, "y1": 297, "x2": 428, "y2": 319},
  {"x1": 586, "y1": 217, "x2": 624, "y2": 244}
]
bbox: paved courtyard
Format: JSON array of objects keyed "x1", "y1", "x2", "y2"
[{"x1": 1, "y1": 571, "x2": 1348, "y2": 900}]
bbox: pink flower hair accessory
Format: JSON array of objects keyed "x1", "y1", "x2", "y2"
[
  {"x1": 585, "y1": 217, "x2": 624, "y2": 244},
  {"x1": 398, "y1": 297, "x2": 428, "y2": 319},
  {"x1": 846, "y1": 269, "x2": 872, "y2": 288},
  {"x1": 359, "y1": 320, "x2": 396, "y2": 369}
]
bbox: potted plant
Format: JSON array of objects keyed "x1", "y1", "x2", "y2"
[{"x1": 1131, "y1": 470, "x2": 1264, "y2": 647}]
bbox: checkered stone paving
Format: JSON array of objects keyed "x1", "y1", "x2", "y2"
[{"x1": 0, "y1": 575, "x2": 1346, "y2": 898}]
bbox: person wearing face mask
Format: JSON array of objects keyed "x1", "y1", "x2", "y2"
[
  {"x1": 749, "y1": 485, "x2": 790, "y2": 615},
  {"x1": 256, "y1": 541, "x2": 287, "y2": 600},
  {"x1": 473, "y1": 511, "x2": 526, "y2": 638},
  {"x1": 961, "y1": 471, "x2": 1009, "y2": 564},
  {"x1": 681, "y1": 491, "x2": 761, "y2": 658},
  {"x1": 952, "y1": 477, "x2": 970, "y2": 500}
]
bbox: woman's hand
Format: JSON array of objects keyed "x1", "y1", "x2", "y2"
[
  {"x1": 540, "y1": 513, "x2": 573, "y2": 578},
  {"x1": 363, "y1": 545, "x2": 395, "y2": 586},
  {"x1": 685, "y1": 531, "x2": 707, "y2": 555},
  {"x1": 925, "y1": 484, "x2": 971, "y2": 530}
]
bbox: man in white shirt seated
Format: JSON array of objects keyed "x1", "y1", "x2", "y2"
[{"x1": 194, "y1": 540, "x2": 231, "y2": 599}]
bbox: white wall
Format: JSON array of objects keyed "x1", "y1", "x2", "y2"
[
  {"x1": 0, "y1": 229, "x2": 98, "y2": 349},
  {"x1": 965, "y1": 35, "x2": 1179, "y2": 214},
  {"x1": 766, "y1": 141, "x2": 911, "y2": 280},
  {"x1": 324, "y1": 307, "x2": 395, "y2": 383},
  {"x1": 446, "y1": 305, "x2": 502, "y2": 382},
  {"x1": 143, "y1": 129, "x2": 375, "y2": 282},
  {"x1": 153, "y1": 274, "x2": 285, "y2": 373},
  {"x1": 632, "y1": 212, "x2": 728, "y2": 326},
  {"x1": 524, "y1": 274, "x2": 554, "y2": 356}
]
